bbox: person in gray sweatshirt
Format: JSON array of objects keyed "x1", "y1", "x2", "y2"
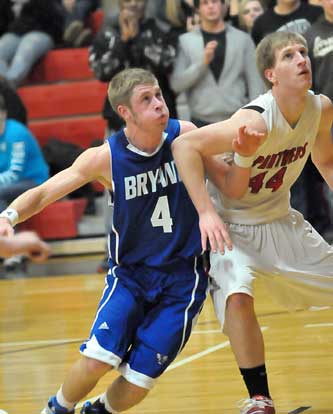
[{"x1": 170, "y1": 0, "x2": 264, "y2": 127}]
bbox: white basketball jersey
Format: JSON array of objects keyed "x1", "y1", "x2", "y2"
[{"x1": 217, "y1": 90, "x2": 322, "y2": 224}]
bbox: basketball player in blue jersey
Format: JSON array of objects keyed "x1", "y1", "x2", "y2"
[
  {"x1": 172, "y1": 32, "x2": 333, "y2": 413},
  {"x1": 0, "y1": 68, "x2": 262, "y2": 414}
]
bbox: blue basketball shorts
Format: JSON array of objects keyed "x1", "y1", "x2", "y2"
[{"x1": 80, "y1": 257, "x2": 207, "y2": 389}]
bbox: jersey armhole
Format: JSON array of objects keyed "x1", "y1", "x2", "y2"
[{"x1": 242, "y1": 105, "x2": 265, "y2": 113}]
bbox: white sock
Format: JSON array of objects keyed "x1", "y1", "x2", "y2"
[
  {"x1": 56, "y1": 386, "x2": 76, "y2": 411},
  {"x1": 100, "y1": 392, "x2": 119, "y2": 413}
]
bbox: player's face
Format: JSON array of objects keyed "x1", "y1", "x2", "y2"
[
  {"x1": 128, "y1": 83, "x2": 169, "y2": 129},
  {"x1": 268, "y1": 42, "x2": 312, "y2": 91},
  {"x1": 198, "y1": 0, "x2": 224, "y2": 22}
]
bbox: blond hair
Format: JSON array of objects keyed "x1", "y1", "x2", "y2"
[
  {"x1": 165, "y1": 0, "x2": 186, "y2": 28},
  {"x1": 256, "y1": 31, "x2": 308, "y2": 88},
  {"x1": 238, "y1": 0, "x2": 264, "y2": 31},
  {"x1": 108, "y1": 68, "x2": 157, "y2": 112}
]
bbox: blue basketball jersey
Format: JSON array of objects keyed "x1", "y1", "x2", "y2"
[{"x1": 107, "y1": 118, "x2": 201, "y2": 270}]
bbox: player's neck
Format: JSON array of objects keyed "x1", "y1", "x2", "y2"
[
  {"x1": 124, "y1": 126, "x2": 164, "y2": 154},
  {"x1": 273, "y1": 88, "x2": 307, "y2": 127}
]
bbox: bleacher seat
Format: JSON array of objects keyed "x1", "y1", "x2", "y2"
[
  {"x1": 16, "y1": 9, "x2": 106, "y2": 240},
  {"x1": 20, "y1": 199, "x2": 87, "y2": 240}
]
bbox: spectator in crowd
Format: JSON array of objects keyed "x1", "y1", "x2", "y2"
[
  {"x1": 148, "y1": 0, "x2": 198, "y2": 33},
  {"x1": 228, "y1": 0, "x2": 265, "y2": 31},
  {"x1": 305, "y1": 0, "x2": 333, "y2": 103},
  {"x1": 0, "y1": 0, "x2": 64, "y2": 87},
  {"x1": 251, "y1": 0, "x2": 323, "y2": 45},
  {"x1": 0, "y1": 94, "x2": 49, "y2": 212},
  {"x1": 89, "y1": 0, "x2": 178, "y2": 133},
  {"x1": 238, "y1": 0, "x2": 265, "y2": 32},
  {"x1": 62, "y1": 0, "x2": 100, "y2": 47},
  {"x1": 170, "y1": 0, "x2": 264, "y2": 128},
  {"x1": 0, "y1": 75, "x2": 27, "y2": 124}
]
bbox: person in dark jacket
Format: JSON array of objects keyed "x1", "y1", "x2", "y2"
[
  {"x1": 0, "y1": 0, "x2": 64, "y2": 87},
  {"x1": 89, "y1": 0, "x2": 178, "y2": 132}
]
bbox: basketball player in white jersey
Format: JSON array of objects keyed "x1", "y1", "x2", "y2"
[{"x1": 172, "y1": 31, "x2": 333, "y2": 414}]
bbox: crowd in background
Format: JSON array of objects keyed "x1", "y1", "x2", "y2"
[{"x1": 0, "y1": 0, "x2": 333, "y2": 273}]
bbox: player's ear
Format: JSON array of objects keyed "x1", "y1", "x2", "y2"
[
  {"x1": 264, "y1": 68, "x2": 276, "y2": 85},
  {"x1": 117, "y1": 104, "x2": 131, "y2": 121}
]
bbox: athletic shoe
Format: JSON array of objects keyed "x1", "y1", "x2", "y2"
[
  {"x1": 41, "y1": 396, "x2": 75, "y2": 414},
  {"x1": 81, "y1": 400, "x2": 110, "y2": 414},
  {"x1": 238, "y1": 395, "x2": 276, "y2": 414}
]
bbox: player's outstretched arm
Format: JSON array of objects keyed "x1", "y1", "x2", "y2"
[
  {"x1": 173, "y1": 110, "x2": 266, "y2": 253},
  {"x1": 175, "y1": 120, "x2": 236, "y2": 253},
  {"x1": 0, "y1": 143, "x2": 111, "y2": 234}
]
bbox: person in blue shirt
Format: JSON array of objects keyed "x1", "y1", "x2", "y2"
[
  {"x1": 0, "y1": 93, "x2": 49, "y2": 212},
  {"x1": 0, "y1": 68, "x2": 261, "y2": 414}
]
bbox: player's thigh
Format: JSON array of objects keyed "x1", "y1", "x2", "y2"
[
  {"x1": 126, "y1": 267, "x2": 208, "y2": 378},
  {"x1": 80, "y1": 274, "x2": 144, "y2": 367}
]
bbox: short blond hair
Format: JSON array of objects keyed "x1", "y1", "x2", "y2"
[
  {"x1": 108, "y1": 68, "x2": 157, "y2": 112},
  {"x1": 256, "y1": 31, "x2": 308, "y2": 88}
]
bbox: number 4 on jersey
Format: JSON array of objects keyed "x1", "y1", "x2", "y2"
[{"x1": 151, "y1": 195, "x2": 173, "y2": 233}]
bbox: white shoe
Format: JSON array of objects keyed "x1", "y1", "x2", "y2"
[{"x1": 238, "y1": 395, "x2": 276, "y2": 414}]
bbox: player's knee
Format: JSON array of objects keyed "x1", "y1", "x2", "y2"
[
  {"x1": 82, "y1": 356, "x2": 111, "y2": 378},
  {"x1": 121, "y1": 376, "x2": 150, "y2": 396},
  {"x1": 226, "y1": 292, "x2": 253, "y2": 314},
  {"x1": 110, "y1": 376, "x2": 150, "y2": 411}
]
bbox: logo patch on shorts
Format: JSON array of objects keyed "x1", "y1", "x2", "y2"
[
  {"x1": 98, "y1": 322, "x2": 110, "y2": 330},
  {"x1": 156, "y1": 353, "x2": 168, "y2": 365}
]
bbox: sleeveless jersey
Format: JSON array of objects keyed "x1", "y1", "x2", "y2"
[
  {"x1": 217, "y1": 90, "x2": 322, "y2": 224},
  {"x1": 107, "y1": 118, "x2": 201, "y2": 270}
]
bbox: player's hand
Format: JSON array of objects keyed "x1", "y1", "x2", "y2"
[
  {"x1": 232, "y1": 125, "x2": 266, "y2": 157},
  {"x1": 199, "y1": 208, "x2": 232, "y2": 254},
  {"x1": 0, "y1": 217, "x2": 15, "y2": 237},
  {"x1": 14, "y1": 232, "x2": 50, "y2": 262}
]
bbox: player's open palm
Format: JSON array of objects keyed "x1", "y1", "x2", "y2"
[
  {"x1": 232, "y1": 125, "x2": 265, "y2": 157},
  {"x1": 199, "y1": 208, "x2": 232, "y2": 255}
]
